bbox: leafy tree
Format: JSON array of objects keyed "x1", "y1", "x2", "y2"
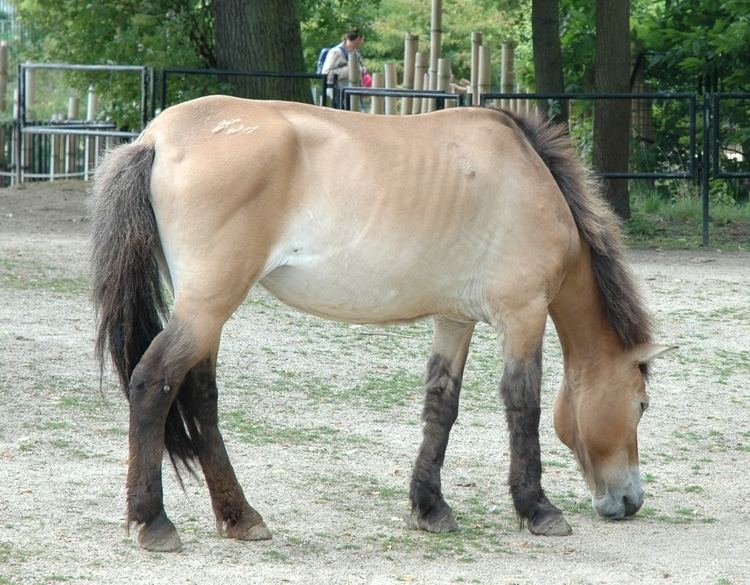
[
  {"x1": 635, "y1": 0, "x2": 750, "y2": 92},
  {"x1": 16, "y1": 0, "x2": 213, "y2": 127},
  {"x1": 635, "y1": 0, "x2": 750, "y2": 196}
]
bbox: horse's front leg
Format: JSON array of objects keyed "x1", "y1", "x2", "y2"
[
  {"x1": 499, "y1": 305, "x2": 572, "y2": 536},
  {"x1": 410, "y1": 317, "x2": 475, "y2": 532}
]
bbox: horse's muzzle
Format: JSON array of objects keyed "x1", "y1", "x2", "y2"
[{"x1": 592, "y1": 487, "x2": 644, "y2": 519}]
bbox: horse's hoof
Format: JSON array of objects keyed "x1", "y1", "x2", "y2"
[
  {"x1": 222, "y1": 516, "x2": 273, "y2": 541},
  {"x1": 528, "y1": 507, "x2": 572, "y2": 536},
  {"x1": 413, "y1": 503, "x2": 459, "y2": 533},
  {"x1": 236, "y1": 521, "x2": 273, "y2": 541},
  {"x1": 138, "y1": 512, "x2": 183, "y2": 552}
]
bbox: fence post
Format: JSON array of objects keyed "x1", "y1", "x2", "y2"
[
  {"x1": 0, "y1": 41, "x2": 8, "y2": 113},
  {"x1": 348, "y1": 52, "x2": 361, "y2": 112},
  {"x1": 24, "y1": 67, "x2": 35, "y2": 114},
  {"x1": 384, "y1": 63, "x2": 398, "y2": 115},
  {"x1": 501, "y1": 41, "x2": 515, "y2": 110},
  {"x1": 470, "y1": 32, "x2": 482, "y2": 106},
  {"x1": 371, "y1": 72, "x2": 384, "y2": 115},
  {"x1": 437, "y1": 58, "x2": 451, "y2": 108},
  {"x1": 412, "y1": 52, "x2": 427, "y2": 115},
  {"x1": 85, "y1": 85, "x2": 97, "y2": 180},
  {"x1": 402, "y1": 34, "x2": 418, "y2": 116},
  {"x1": 478, "y1": 46, "x2": 491, "y2": 105},
  {"x1": 429, "y1": 0, "x2": 443, "y2": 93}
]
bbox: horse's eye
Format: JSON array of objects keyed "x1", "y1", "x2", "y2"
[{"x1": 640, "y1": 400, "x2": 649, "y2": 414}]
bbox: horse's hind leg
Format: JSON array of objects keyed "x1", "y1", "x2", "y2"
[
  {"x1": 127, "y1": 312, "x2": 225, "y2": 551},
  {"x1": 498, "y1": 302, "x2": 572, "y2": 536},
  {"x1": 180, "y1": 353, "x2": 271, "y2": 541},
  {"x1": 411, "y1": 317, "x2": 475, "y2": 532}
]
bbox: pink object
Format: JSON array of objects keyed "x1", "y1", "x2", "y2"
[{"x1": 362, "y1": 73, "x2": 372, "y2": 88}]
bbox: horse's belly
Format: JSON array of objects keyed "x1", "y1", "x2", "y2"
[{"x1": 259, "y1": 261, "x2": 457, "y2": 324}]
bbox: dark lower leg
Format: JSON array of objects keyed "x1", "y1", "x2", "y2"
[
  {"x1": 127, "y1": 370, "x2": 182, "y2": 551},
  {"x1": 126, "y1": 320, "x2": 198, "y2": 551},
  {"x1": 500, "y1": 346, "x2": 571, "y2": 536},
  {"x1": 182, "y1": 359, "x2": 271, "y2": 540},
  {"x1": 410, "y1": 354, "x2": 462, "y2": 532}
]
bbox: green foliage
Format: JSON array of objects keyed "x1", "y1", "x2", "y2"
[
  {"x1": 16, "y1": 0, "x2": 213, "y2": 128},
  {"x1": 635, "y1": 0, "x2": 750, "y2": 91}
]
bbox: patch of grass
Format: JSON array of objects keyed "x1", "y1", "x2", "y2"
[
  {"x1": 0, "y1": 542, "x2": 12, "y2": 564},
  {"x1": 625, "y1": 188, "x2": 750, "y2": 250},
  {"x1": 640, "y1": 505, "x2": 713, "y2": 525},
  {"x1": 262, "y1": 549, "x2": 291, "y2": 563},
  {"x1": 348, "y1": 369, "x2": 423, "y2": 411},
  {"x1": 222, "y1": 411, "x2": 342, "y2": 446}
]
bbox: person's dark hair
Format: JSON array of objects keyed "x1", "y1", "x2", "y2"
[{"x1": 343, "y1": 28, "x2": 362, "y2": 41}]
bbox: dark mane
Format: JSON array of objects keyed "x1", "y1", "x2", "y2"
[{"x1": 499, "y1": 109, "x2": 654, "y2": 354}]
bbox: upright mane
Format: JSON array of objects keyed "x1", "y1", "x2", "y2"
[{"x1": 501, "y1": 110, "x2": 654, "y2": 354}]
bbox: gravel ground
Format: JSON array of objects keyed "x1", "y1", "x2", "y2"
[{"x1": 0, "y1": 181, "x2": 748, "y2": 585}]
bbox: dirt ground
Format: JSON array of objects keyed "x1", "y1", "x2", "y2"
[{"x1": 0, "y1": 181, "x2": 748, "y2": 585}]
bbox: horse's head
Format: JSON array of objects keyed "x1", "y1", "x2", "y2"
[{"x1": 554, "y1": 343, "x2": 674, "y2": 519}]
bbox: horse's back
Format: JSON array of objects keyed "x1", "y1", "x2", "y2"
[{"x1": 143, "y1": 96, "x2": 579, "y2": 325}]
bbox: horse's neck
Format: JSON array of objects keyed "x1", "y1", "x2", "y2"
[{"x1": 548, "y1": 244, "x2": 622, "y2": 374}]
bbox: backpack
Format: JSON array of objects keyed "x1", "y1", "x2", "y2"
[{"x1": 316, "y1": 44, "x2": 349, "y2": 74}]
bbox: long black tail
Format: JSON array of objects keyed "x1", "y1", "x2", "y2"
[
  {"x1": 507, "y1": 112, "x2": 653, "y2": 351},
  {"x1": 90, "y1": 141, "x2": 201, "y2": 476}
]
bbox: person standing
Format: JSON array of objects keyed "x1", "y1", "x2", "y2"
[{"x1": 321, "y1": 27, "x2": 366, "y2": 85}]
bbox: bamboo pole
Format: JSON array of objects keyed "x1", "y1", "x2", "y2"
[
  {"x1": 429, "y1": 0, "x2": 443, "y2": 89},
  {"x1": 501, "y1": 41, "x2": 515, "y2": 110},
  {"x1": 0, "y1": 41, "x2": 8, "y2": 113},
  {"x1": 437, "y1": 58, "x2": 452, "y2": 108},
  {"x1": 67, "y1": 96, "x2": 79, "y2": 120},
  {"x1": 86, "y1": 85, "x2": 97, "y2": 121},
  {"x1": 347, "y1": 52, "x2": 361, "y2": 112},
  {"x1": 412, "y1": 52, "x2": 427, "y2": 115},
  {"x1": 85, "y1": 86, "x2": 97, "y2": 180},
  {"x1": 384, "y1": 62, "x2": 398, "y2": 115},
  {"x1": 470, "y1": 32, "x2": 482, "y2": 106},
  {"x1": 24, "y1": 68, "x2": 35, "y2": 115},
  {"x1": 402, "y1": 34, "x2": 418, "y2": 115},
  {"x1": 478, "y1": 46, "x2": 491, "y2": 106},
  {"x1": 427, "y1": 0, "x2": 443, "y2": 111},
  {"x1": 371, "y1": 72, "x2": 384, "y2": 115}
]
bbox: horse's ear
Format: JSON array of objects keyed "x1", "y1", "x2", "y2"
[{"x1": 628, "y1": 343, "x2": 678, "y2": 365}]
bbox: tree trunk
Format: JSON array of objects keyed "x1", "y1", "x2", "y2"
[
  {"x1": 212, "y1": 0, "x2": 310, "y2": 103},
  {"x1": 531, "y1": 0, "x2": 568, "y2": 124},
  {"x1": 593, "y1": 0, "x2": 631, "y2": 219}
]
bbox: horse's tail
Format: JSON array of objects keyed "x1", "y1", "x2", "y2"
[
  {"x1": 508, "y1": 111, "x2": 653, "y2": 349},
  {"x1": 91, "y1": 140, "x2": 200, "y2": 477},
  {"x1": 91, "y1": 141, "x2": 165, "y2": 393}
]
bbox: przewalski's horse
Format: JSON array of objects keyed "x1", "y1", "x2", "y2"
[{"x1": 91, "y1": 96, "x2": 671, "y2": 552}]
